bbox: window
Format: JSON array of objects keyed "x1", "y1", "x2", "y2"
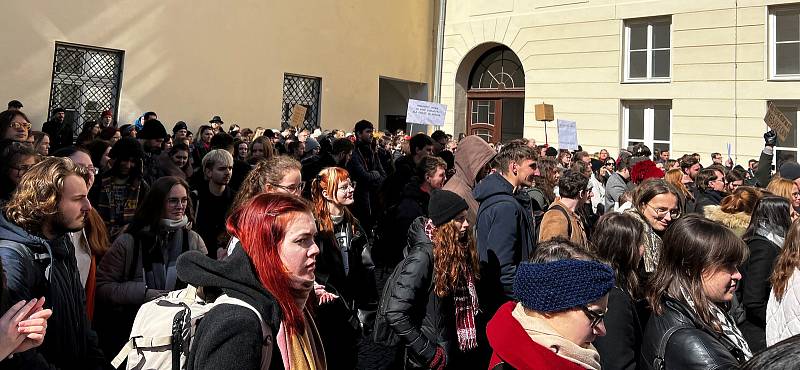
[
  {"x1": 468, "y1": 46, "x2": 524, "y2": 90},
  {"x1": 622, "y1": 101, "x2": 671, "y2": 155},
  {"x1": 624, "y1": 18, "x2": 671, "y2": 82},
  {"x1": 772, "y1": 101, "x2": 800, "y2": 166},
  {"x1": 770, "y1": 6, "x2": 800, "y2": 79},
  {"x1": 281, "y1": 74, "x2": 321, "y2": 131},
  {"x1": 48, "y1": 42, "x2": 124, "y2": 137}
]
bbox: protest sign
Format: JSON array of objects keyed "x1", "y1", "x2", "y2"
[
  {"x1": 557, "y1": 119, "x2": 578, "y2": 151},
  {"x1": 290, "y1": 104, "x2": 308, "y2": 127},
  {"x1": 765, "y1": 102, "x2": 792, "y2": 142},
  {"x1": 406, "y1": 99, "x2": 447, "y2": 126}
]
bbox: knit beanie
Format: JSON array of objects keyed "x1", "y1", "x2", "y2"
[
  {"x1": 138, "y1": 119, "x2": 168, "y2": 140},
  {"x1": 428, "y1": 189, "x2": 468, "y2": 226},
  {"x1": 305, "y1": 137, "x2": 320, "y2": 154},
  {"x1": 514, "y1": 260, "x2": 615, "y2": 313},
  {"x1": 779, "y1": 162, "x2": 800, "y2": 181},
  {"x1": 109, "y1": 137, "x2": 144, "y2": 160},
  {"x1": 173, "y1": 121, "x2": 188, "y2": 133}
]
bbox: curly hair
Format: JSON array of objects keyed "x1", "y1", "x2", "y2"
[
  {"x1": 230, "y1": 155, "x2": 301, "y2": 214},
  {"x1": 432, "y1": 220, "x2": 479, "y2": 298},
  {"x1": 4, "y1": 157, "x2": 89, "y2": 234}
]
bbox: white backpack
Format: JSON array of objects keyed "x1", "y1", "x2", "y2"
[{"x1": 111, "y1": 285, "x2": 271, "y2": 370}]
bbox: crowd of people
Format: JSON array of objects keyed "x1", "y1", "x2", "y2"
[{"x1": 3, "y1": 100, "x2": 800, "y2": 370}]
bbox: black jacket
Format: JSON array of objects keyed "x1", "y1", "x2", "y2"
[
  {"x1": 41, "y1": 118, "x2": 73, "y2": 152},
  {"x1": 0, "y1": 215, "x2": 106, "y2": 370},
  {"x1": 178, "y1": 247, "x2": 284, "y2": 370},
  {"x1": 383, "y1": 180, "x2": 430, "y2": 265},
  {"x1": 692, "y1": 189, "x2": 725, "y2": 214},
  {"x1": 384, "y1": 217, "x2": 456, "y2": 368},
  {"x1": 381, "y1": 154, "x2": 416, "y2": 209},
  {"x1": 300, "y1": 153, "x2": 336, "y2": 199},
  {"x1": 473, "y1": 173, "x2": 535, "y2": 315},
  {"x1": 738, "y1": 236, "x2": 781, "y2": 351},
  {"x1": 641, "y1": 296, "x2": 747, "y2": 370},
  {"x1": 593, "y1": 286, "x2": 647, "y2": 370},
  {"x1": 314, "y1": 216, "x2": 377, "y2": 369},
  {"x1": 347, "y1": 141, "x2": 385, "y2": 228}
]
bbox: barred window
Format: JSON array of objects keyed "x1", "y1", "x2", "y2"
[
  {"x1": 48, "y1": 42, "x2": 124, "y2": 137},
  {"x1": 281, "y1": 74, "x2": 321, "y2": 131}
]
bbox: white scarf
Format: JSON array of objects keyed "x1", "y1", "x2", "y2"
[{"x1": 681, "y1": 289, "x2": 752, "y2": 359}]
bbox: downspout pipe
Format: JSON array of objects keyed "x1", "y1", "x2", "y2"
[{"x1": 433, "y1": 0, "x2": 447, "y2": 103}]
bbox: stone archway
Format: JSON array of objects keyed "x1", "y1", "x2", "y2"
[{"x1": 454, "y1": 43, "x2": 525, "y2": 143}]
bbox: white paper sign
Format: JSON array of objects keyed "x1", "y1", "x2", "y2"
[
  {"x1": 557, "y1": 119, "x2": 578, "y2": 151},
  {"x1": 406, "y1": 99, "x2": 447, "y2": 126}
]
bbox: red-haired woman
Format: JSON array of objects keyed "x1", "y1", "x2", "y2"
[
  {"x1": 177, "y1": 193, "x2": 326, "y2": 369},
  {"x1": 310, "y1": 167, "x2": 377, "y2": 369},
  {"x1": 384, "y1": 190, "x2": 480, "y2": 369}
]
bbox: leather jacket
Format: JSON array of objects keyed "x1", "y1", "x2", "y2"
[{"x1": 641, "y1": 295, "x2": 747, "y2": 370}]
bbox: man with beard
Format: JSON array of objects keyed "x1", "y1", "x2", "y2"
[
  {"x1": 137, "y1": 119, "x2": 168, "y2": 186},
  {"x1": 347, "y1": 120, "x2": 386, "y2": 231},
  {"x1": 42, "y1": 107, "x2": 72, "y2": 152},
  {"x1": 0, "y1": 157, "x2": 106, "y2": 369},
  {"x1": 191, "y1": 149, "x2": 234, "y2": 259},
  {"x1": 94, "y1": 137, "x2": 148, "y2": 239}
]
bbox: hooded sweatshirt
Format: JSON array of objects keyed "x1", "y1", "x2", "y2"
[
  {"x1": 0, "y1": 214, "x2": 106, "y2": 370},
  {"x1": 443, "y1": 136, "x2": 496, "y2": 226},
  {"x1": 178, "y1": 247, "x2": 308, "y2": 370}
]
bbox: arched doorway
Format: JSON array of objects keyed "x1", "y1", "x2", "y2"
[{"x1": 466, "y1": 46, "x2": 525, "y2": 143}]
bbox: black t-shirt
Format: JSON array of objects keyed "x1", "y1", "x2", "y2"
[{"x1": 192, "y1": 184, "x2": 233, "y2": 259}]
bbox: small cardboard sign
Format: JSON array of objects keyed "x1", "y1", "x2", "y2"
[
  {"x1": 290, "y1": 104, "x2": 308, "y2": 127},
  {"x1": 765, "y1": 102, "x2": 793, "y2": 142},
  {"x1": 406, "y1": 99, "x2": 447, "y2": 126},
  {"x1": 254, "y1": 128, "x2": 266, "y2": 139},
  {"x1": 557, "y1": 119, "x2": 578, "y2": 151}
]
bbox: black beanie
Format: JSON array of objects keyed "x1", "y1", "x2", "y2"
[
  {"x1": 428, "y1": 189, "x2": 468, "y2": 226},
  {"x1": 138, "y1": 119, "x2": 168, "y2": 140}
]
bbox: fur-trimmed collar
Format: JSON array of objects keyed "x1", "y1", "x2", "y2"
[{"x1": 704, "y1": 206, "x2": 751, "y2": 237}]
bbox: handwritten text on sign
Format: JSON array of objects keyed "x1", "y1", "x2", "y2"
[
  {"x1": 557, "y1": 119, "x2": 578, "y2": 151},
  {"x1": 406, "y1": 99, "x2": 447, "y2": 126},
  {"x1": 765, "y1": 102, "x2": 793, "y2": 142}
]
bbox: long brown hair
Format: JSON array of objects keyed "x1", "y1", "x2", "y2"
[
  {"x1": 311, "y1": 167, "x2": 357, "y2": 233},
  {"x1": 771, "y1": 219, "x2": 800, "y2": 301},
  {"x1": 432, "y1": 218, "x2": 479, "y2": 298},
  {"x1": 590, "y1": 213, "x2": 645, "y2": 298},
  {"x1": 646, "y1": 215, "x2": 748, "y2": 332}
]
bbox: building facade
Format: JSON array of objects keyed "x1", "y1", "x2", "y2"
[
  {"x1": 441, "y1": 0, "x2": 800, "y2": 164},
  {"x1": 2, "y1": 1, "x2": 436, "y2": 134}
]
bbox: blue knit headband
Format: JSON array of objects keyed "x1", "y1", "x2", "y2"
[{"x1": 513, "y1": 259, "x2": 615, "y2": 313}]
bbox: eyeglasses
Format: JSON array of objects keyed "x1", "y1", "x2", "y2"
[
  {"x1": 337, "y1": 181, "x2": 356, "y2": 192},
  {"x1": 580, "y1": 305, "x2": 606, "y2": 328},
  {"x1": 270, "y1": 181, "x2": 305, "y2": 194},
  {"x1": 645, "y1": 203, "x2": 681, "y2": 219},
  {"x1": 84, "y1": 165, "x2": 99, "y2": 175},
  {"x1": 10, "y1": 121, "x2": 31, "y2": 130},
  {"x1": 167, "y1": 197, "x2": 189, "y2": 207}
]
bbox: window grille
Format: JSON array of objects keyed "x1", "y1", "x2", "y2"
[
  {"x1": 281, "y1": 74, "x2": 321, "y2": 131},
  {"x1": 47, "y1": 42, "x2": 124, "y2": 137}
]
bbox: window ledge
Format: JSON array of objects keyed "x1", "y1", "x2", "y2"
[
  {"x1": 621, "y1": 79, "x2": 671, "y2": 84},
  {"x1": 768, "y1": 76, "x2": 800, "y2": 82}
]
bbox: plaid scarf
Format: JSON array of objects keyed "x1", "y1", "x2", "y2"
[
  {"x1": 682, "y1": 288, "x2": 752, "y2": 360},
  {"x1": 98, "y1": 175, "x2": 141, "y2": 237},
  {"x1": 424, "y1": 218, "x2": 479, "y2": 352}
]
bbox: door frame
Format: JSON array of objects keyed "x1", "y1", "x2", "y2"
[{"x1": 466, "y1": 89, "x2": 524, "y2": 143}]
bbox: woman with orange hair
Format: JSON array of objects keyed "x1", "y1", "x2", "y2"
[
  {"x1": 310, "y1": 166, "x2": 377, "y2": 369},
  {"x1": 178, "y1": 193, "x2": 326, "y2": 369}
]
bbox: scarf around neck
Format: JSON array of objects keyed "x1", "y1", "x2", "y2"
[
  {"x1": 511, "y1": 303, "x2": 601, "y2": 370},
  {"x1": 755, "y1": 222, "x2": 786, "y2": 248},
  {"x1": 681, "y1": 289, "x2": 752, "y2": 360}
]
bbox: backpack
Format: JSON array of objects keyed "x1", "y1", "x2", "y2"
[{"x1": 111, "y1": 285, "x2": 270, "y2": 370}]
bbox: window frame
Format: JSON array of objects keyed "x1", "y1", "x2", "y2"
[
  {"x1": 769, "y1": 5, "x2": 800, "y2": 80},
  {"x1": 771, "y1": 100, "x2": 800, "y2": 167},
  {"x1": 622, "y1": 100, "x2": 673, "y2": 153},
  {"x1": 623, "y1": 17, "x2": 672, "y2": 83}
]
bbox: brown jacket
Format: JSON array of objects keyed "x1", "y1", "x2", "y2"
[
  {"x1": 443, "y1": 135, "x2": 496, "y2": 226},
  {"x1": 537, "y1": 199, "x2": 588, "y2": 248}
]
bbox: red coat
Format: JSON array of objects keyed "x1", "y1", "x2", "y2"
[{"x1": 487, "y1": 301, "x2": 586, "y2": 370}]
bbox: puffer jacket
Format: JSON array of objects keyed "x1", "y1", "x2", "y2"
[
  {"x1": 703, "y1": 206, "x2": 751, "y2": 238},
  {"x1": 641, "y1": 296, "x2": 747, "y2": 370},
  {"x1": 766, "y1": 268, "x2": 800, "y2": 346},
  {"x1": 384, "y1": 217, "x2": 457, "y2": 369},
  {"x1": 0, "y1": 214, "x2": 106, "y2": 370},
  {"x1": 443, "y1": 135, "x2": 495, "y2": 227}
]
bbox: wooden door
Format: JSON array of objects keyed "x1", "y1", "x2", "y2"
[{"x1": 467, "y1": 99, "x2": 502, "y2": 143}]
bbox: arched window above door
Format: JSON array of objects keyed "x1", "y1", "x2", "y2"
[{"x1": 468, "y1": 46, "x2": 524, "y2": 90}]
